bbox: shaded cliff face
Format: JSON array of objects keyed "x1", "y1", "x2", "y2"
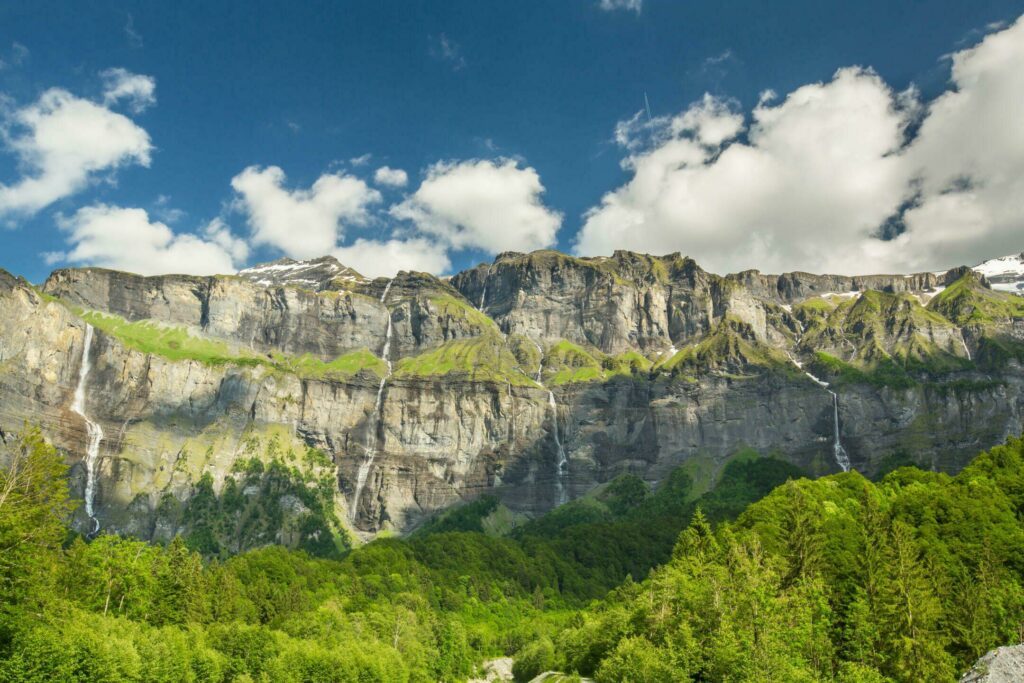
[{"x1": 2, "y1": 249, "x2": 1023, "y2": 542}]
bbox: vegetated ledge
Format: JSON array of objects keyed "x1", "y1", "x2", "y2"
[
  {"x1": 806, "y1": 349, "x2": 1007, "y2": 391},
  {"x1": 540, "y1": 339, "x2": 656, "y2": 386},
  {"x1": 73, "y1": 307, "x2": 387, "y2": 381},
  {"x1": 392, "y1": 334, "x2": 538, "y2": 386}
]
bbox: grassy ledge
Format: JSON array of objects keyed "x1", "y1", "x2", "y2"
[
  {"x1": 78, "y1": 309, "x2": 385, "y2": 380},
  {"x1": 394, "y1": 334, "x2": 537, "y2": 386}
]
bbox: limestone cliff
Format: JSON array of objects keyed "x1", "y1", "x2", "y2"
[{"x1": 1, "y1": 249, "x2": 1022, "y2": 542}]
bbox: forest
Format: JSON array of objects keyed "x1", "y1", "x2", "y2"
[{"x1": 1, "y1": 425, "x2": 1023, "y2": 682}]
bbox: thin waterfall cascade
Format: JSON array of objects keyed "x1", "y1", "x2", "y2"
[
  {"x1": 529, "y1": 338, "x2": 569, "y2": 504},
  {"x1": 830, "y1": 392, "x2": 852, "y2": 472},
  {"x1": 70, "y1": 324, "x2": 104, "y2": 535},
  {"x1": 478, "y1": 265, "x2": 494, "y2": 310},
  {"x1": 351, "y1": 280, "x2": 395, "y2": 521},
  {"x1": 548, "y1": 390, "x2": 569, "y2": 505},
  {"x1": 960, "y1": 333, "x2": 972, "y2": 361},
  {"x1": 788, "y1": 353, "x2": 851, "y2": 472},
  {"x1": 531, "y1": 339, "x2": 544, "y2": 383}
]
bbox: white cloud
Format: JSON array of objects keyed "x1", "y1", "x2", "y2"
[
  {"x1": 56, "y1": 205, "x2": 244, "y2": 276},
  {"x1": 349, "y1": 153, "x2": 372, "y2": 167},
  {"x1": 373, "y1": 166, "x2": 408, "y2": 188},
  {"x1": 615, "y1": 94, "x2": 745, "y2": 152},
  {"x1": 202, "y1": 217, "x2": 250, "y2": 263},
  {"x1": 332, "y1": 237, "x2": 451, "y2": 278},
  {"x1": 153, "y1": 194, "x2": 185, "y2": 223},
  {"x1": 124, "y1": 14, "x2": 143, "y2": 48},
  {"x1": 391, "y1": 158, "x2": 561, "y2": 253},
  {"x1": 0, "y1": 42, "x2": 28, "y2": 70},
  {"x1": 576, "y1": 16, "x2": 1024, "y2": 275},
  {"x1": 101, "y1": 68, "x2": 156, "y2": 113},
  {"x1": 0, "y1": 84, "x2": 153, "y2": 217},
  {"x1": 893, "y1": 16, "x2": 1024, "y2": 269},
  {"x1": 430, "y1": 34, "x2": 466, "y2": 71},
  {"x1": 599, "y1": 0, "x2": 642, "y2": 14},
  {"x1": 230, "y1": 165, "x2": 381, "y2": 259}
]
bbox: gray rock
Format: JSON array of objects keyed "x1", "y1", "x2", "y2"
[
  {"x1": 961, "y1": 645, "x2": 1024, "y2": 683},
  {"x1": 2, "y1": 249, "x2": 1023, "y2": 541}
]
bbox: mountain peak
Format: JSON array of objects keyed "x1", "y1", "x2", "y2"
[
  {"x1": 973, "y1": 252, "x2": 1024, "y2": 295},
  {"x1": 237, "y1": 256, "x2": 365, "y2": 290}
]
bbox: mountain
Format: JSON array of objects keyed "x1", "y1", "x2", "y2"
[
  {"x1": 974, "y1": 252, "x2": 1024, "y2": 295},
  {"x1": 0, "y1": 249, "x2": 1022, "y2": 543}
]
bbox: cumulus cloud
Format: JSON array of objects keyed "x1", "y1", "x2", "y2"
[
  {"x1": 391, "y1": 158, "x2": 561, "y2": 253},
  {"x1": 101, "y1": 68, "x2": 156, "y2": 113},
  {"x1": 202, "y1": 217, "x2": 250, "y2": 263},
  {"x1": 575, "y1": 16, "x2": 1024, "y2": 275},
  {"x1": 55, "y1": 205, "x2": 244, "y2": 275},
  {"x1": 332, "y1": 237, "x2": 451, "y2": 278},
  {"x1": 893, "y1": 17, "x2": 1024, "y2": 269},
  {"x1": 615, "y1": 93, "x2": 745, "y2": 152},
  {"x1": 0, "y1": 82, "x2": 153, "y2": 218},
  {"x1": 373, "y1": 166, "x2": 408, "y2": 188},
  {"x1": 231, "y1": 165, "x2": 381, "y2": 259},
  {"x1": 599, "y1": 0, "x2": 642, "y2": 14}
]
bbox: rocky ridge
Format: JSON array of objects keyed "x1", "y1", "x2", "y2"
[{"x1": 1, "y1": 249, "x2": 1022, "y2": 541}]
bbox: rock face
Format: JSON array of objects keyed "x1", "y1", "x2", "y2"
[
  {"x1": 960, "y1": 645, "x2": 1024, "y2": 683},
  {"x1": 2, "y1": 249, "x2": 1023, "y2": 541}
]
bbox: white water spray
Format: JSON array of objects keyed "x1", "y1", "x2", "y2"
[
  {"x1": 788, "y1": 354, "x2": 851, "y2": 472},
  {"x1": 351, "y1": 281, "x2": 395, "y2": 521},
  {"x1": 71, "y1": 324, "x2": 104, "y2": 534}
]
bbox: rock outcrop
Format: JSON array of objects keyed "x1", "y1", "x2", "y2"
[
  {"x1": 960, "y1": 645, "x2": 1024, "y2": 683},
  {"x1": 2, "y1": 249, "x2": 1023, "y2": 541}
]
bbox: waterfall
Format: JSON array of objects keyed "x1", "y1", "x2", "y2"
[
  {"x1": 960, "y1": 333, "x2": 972, "y2": 361},
  {"x1": 547, "y1": 390, "x2": 569, "y2": 505},
  {"x1": 531, "y1": 339, "x2": 544, "y2": 382},
  {"x1": 478, "y1": 265, "x2": 493, "y2": 310},
  {"x1": 71, "y1": 324, "x2": 104, "y2": 535},
  {"x1": 529, "y1": 339, "x2": 568, "y2": 504},
  {"x1": 788, "y1": 353, "x2": 851, "y2": 472},
  {"x1": 830, "y1": 392, "x2": 851, "y2": 472},
  {"x1": 351, "y1": 280, "x2": 395, "y2": 522}
]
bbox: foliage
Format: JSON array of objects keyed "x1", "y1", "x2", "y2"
[
  {"x1": 3, "y1": 424, "x2": 1024, "y2": 681},
  {"x1": 544, "y1": 436, "x2": 1024, "y2": 681},
  {"x1": 0, "y1": 426, "x2": 77, "y2": 616}
]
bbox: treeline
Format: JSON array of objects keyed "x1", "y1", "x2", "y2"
[
  {"x1": 5, "y1": 423, "x2": 1021, "y2": 681},
  {"x1": 518, "y1": 437, "x2": 1024, "y2": 681},
  {"x1": 0, "y1": 426, "x2": 799, "y2": 681}
]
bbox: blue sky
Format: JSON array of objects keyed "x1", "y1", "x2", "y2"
[{"x1": 1, "y1": 1, "x2": 1023, "y2": 282}]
